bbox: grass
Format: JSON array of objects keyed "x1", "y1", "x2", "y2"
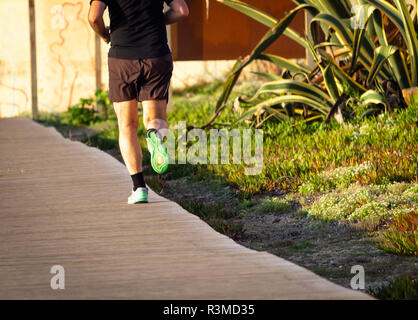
[
  {"x1": 368, "y1": 276, "x2": 418, "y2": 300},
  {"x1": 239, "y1": 199, "x2": 257, "y2": 210},
  {"x1": 290, "y1": 240, "x2": 314, "y2": 251},
  {"x1": 376, "y1": 212, "x2": 418, "y2": 256},
  {"x1": 208, "y1": 105, "x2": 417, "y2": 196},
  {"x1": 238, "y1": 196, "x2": 293, "y2": 215},
  {"x1": 81, "y1": 126, "x2": 119, "y2": 150},
  {"x1": 257, "y1": 197, "x2": 292, "y2": 214},
  {"x1": 177, "y1": 199, "x2": 244, "y2": 239}
]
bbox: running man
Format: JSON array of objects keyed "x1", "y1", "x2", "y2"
[{"x1": 88, "y1": 0, "x2": 189, "y2": 204}]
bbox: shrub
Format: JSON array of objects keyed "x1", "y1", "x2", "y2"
[
  {"x1": 67, "y1": 98, "x2": 101, "y2": 126},
  {"x1": 94, "y1": 89, "x2": 114, "y2": 120}
]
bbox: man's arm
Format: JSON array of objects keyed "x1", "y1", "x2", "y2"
[
  {"x1": 88, "y1": 0, "x2": 110, "y2": 43},
  {"x1": 165, "y1": 0, "x2": 189, "y2": 25}
]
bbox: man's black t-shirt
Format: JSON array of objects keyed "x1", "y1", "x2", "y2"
[{"x1": 90, "y1": 0, "x2": 173, "y2": 59}]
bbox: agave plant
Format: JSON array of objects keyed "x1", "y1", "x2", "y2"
[{"x1": 200, "y1": 0, "x2": 418, "y2": 128}]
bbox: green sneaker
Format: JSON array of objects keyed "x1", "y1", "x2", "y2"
[
  {"x1": 146, "y1": 129, "x2": 169, "y2": 174},
  {"x1": 128, "y1": 187, "x2": 148, "y2": 204}
]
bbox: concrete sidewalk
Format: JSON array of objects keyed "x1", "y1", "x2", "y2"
[{"x1": 0, "y1": 117, "x2": 372, "y2": 299}]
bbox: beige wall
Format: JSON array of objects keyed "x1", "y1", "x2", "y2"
[
  {"x1": 0, "y1": 0, "x2": 31, "y2": 117},
  {"x1": 36, "y1": 0, "x2": 97, "y2": 113},
  {"x1": 0, "y1": 0, "x2": 108, "y2": 117}
]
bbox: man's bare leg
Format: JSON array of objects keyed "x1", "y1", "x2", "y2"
[
  {"x1": 114, "y1": 99, "x2": 148, "y2": 203},
  {"x1": 113, "y1": 99, "x2": 143, "y2": 174},
  {"x1": 142, "y1": 100, "x2": 168, "y2": 137}
]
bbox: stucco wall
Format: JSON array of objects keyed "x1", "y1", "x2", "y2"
[
  {"x1": 0, "y1": 0, "x2": 108, "y2": 117},
  {"x1": 36, "y1": 1, "x2": 101, "y2": 114},
  {"x1": 0, "y1": 0, "x2": 31, "y2": 117}
]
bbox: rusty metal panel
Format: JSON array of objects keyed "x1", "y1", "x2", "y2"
[{"x1": 172, "y1": 0, "x2": 305, "y2": 61}]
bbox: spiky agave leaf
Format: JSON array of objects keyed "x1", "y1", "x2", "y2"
[
  {"x1": 213, "y1": 3, "x2": 312, "y2": 112},
  {"x1": 360, "y1": 89, "x2": 389, "y2": 108},
  {"x1": 238, "y1": 79, "x2": 334, "y2": 108},
  {"x1": 365, "y1": 0, "x2": 418, "y2": 86},
  {"x1": 230, "y1": 94, "x2": 329, "y2": 126},
  {"x1": 257, "y1": 53, "x2": 311, "y2": 74}
]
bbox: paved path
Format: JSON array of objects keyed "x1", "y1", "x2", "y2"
[{"x1": 0, "y1": 118, "x2": 372, "y2": 299}]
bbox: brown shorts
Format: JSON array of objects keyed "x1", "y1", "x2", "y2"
[{"x1": 108, "y1": 53, "x2": 173, "y2": 103}]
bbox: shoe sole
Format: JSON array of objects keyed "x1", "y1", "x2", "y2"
[
  {"x1": 128, "y1": 199, "x2": 148, "y2": 204},
  {"x1": 148, "y1": 134, "x2": 169, "y2": 174}
]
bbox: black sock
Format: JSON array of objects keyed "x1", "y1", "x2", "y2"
[
  {"x1": 131, "y1": 172, "x2": 146, "y2": 191},
  {"x1": 146, "y1": 128, "x2": 160, "y2": 139}
]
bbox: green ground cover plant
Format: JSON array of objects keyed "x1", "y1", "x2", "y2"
[{"x1": 368, "y1": 275, "x2": 418, "y2": 299}]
